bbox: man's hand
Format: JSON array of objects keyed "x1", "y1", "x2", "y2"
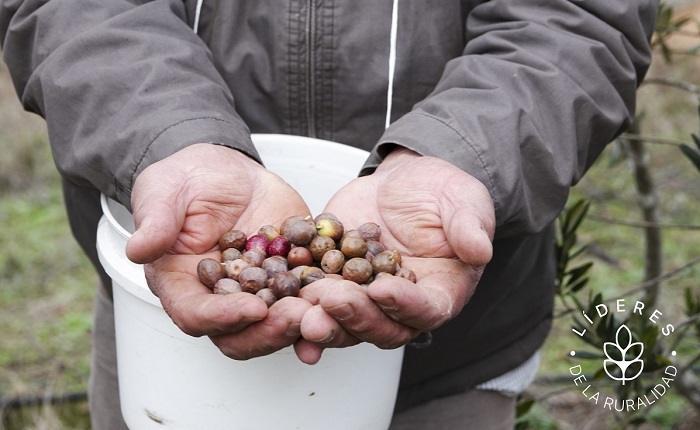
[
  {"x1": 295, "y1": 148, "x2": 495, "y2": 364},
  {"x1": 125, "y1": 143, "x2": 313, "y2": 360}
]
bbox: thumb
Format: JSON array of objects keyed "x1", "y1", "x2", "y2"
[
  {"x1": 125, "y1": 191, "x2": 186, "y2": 264},
  {"x1": 442, "y1": 183, "x2": 495, "y2": 268}
]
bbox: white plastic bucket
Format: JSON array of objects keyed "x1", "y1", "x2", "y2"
[{"x1": 96, "y1": 134, "x2": 404, "y2": 430}]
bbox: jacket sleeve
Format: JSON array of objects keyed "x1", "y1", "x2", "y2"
[
  {"x1": 364, "y1": 0, "x2": 658, "y2": 238},
  {"x1": 0, "y1": 0, "x2": 259, "y2": 210}
]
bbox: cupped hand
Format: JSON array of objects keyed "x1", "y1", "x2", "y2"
[
  {"x1": 125, "y1": 143, "x2": 313, "y2": 360},
  {"x1": 295, "y1": 148, "x2": 495, "y2": 364}
]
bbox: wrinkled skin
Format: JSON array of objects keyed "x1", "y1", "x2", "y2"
[
  {"x1": 126, "y1": 144, "x2": 495, "y2": 364},
  {"x1": 126, "y1": 143, "x2": 314, "y2": 360},
  {"x1": 295, "y1": 148, "x2": 495, "y2": 363}
]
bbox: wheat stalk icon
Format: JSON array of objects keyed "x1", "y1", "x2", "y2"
[{"x1": 603, "y1": 324, "x2": 644, "y2": 385}]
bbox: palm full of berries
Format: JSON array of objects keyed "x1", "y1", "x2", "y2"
[{"x1": 126, "y1": 144, "x2": 495, "y2": 364}]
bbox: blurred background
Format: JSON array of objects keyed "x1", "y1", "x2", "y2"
[{"x1": 1, "y1": 1, "x2": 699, "y2": 429}]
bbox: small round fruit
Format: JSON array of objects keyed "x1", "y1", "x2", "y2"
[
  {"x1": 213, "y1": 278, "x2": 242, "y2": 295},
  {"x1": 300, "y1": 266, "x2": 325, "y2": 286},
  {"x1": 218, "y1": 230, "x2": 247, "y2": 251},
  {"x1": 225, "y1": 258, "x2": 250, "y2": 280},
  {"x1": 268, "y1": 236, "x2": 291, "y2": 257},
  {"x1": 221, "y1": 247, "x2": 242, "y2": 263},
  {"x1": 242, "y1": 248, "x2": 266, "y2": 267},
  {"x1": 365, "y1": 240, "x2": 385, "y2": 256},
  {"x1": 321, "y1": 249, "x2": 345, "y2": 274},
  {"x1": 358, "y1": 222, "x2": 381, "y2": 242},
  {"x1": 256, "y1": 288, "x2": 277, "y2": 307},
  {"x1": 257, "y1": 225, "x2": 280, "y2": 241},
  {"x1": 238, "y1": 266, "x2": 269, "y2": 294},
  {"x1": 270, "y1": 272, "x2": 302, "y2": 299},
  {"x1": 197, "y1": 258, "x2": 226, "y2": 289},
  {"x1": 342, "y1": 258, "x2": 373, "y2": 284},
  {"x1": 289, "y1": 265, "x2": 308, "y2": 281},
  {"x1": 340, "y1": 236, "x2": 368, "y2": 259},
  {"x1": 287, "y1": 247, "x2": 314, "y2": 268},
  {"x1": 245, "y1": 234, "x2": 270, "y2": 253},
  {"x1": 262, "y1": 255, "x2": 289, "y2": 279},
  {"x1": 309, "y1": 235, "x2": 336, "y2": 261},
  {"x1": 395, "y1": 267, "x2": 417, "y2": 283},
  {"x1": 371, "y1": 250, "x2": 401, "y2": 274},
  {"x1": 314, "y1": 213, "x2": 344, "y2": 241},
  {"x1": 339, "y1": 229, "x2": 363, "y2": 247},
  {"x1": 280, "y1": 216, "x2": 317, "y2": 246}
]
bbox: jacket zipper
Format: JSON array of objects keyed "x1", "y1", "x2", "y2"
[{"x1": 305, "y1": 0, "x2": 316, "y2": 138}]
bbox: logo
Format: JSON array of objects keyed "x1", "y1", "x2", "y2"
[
  {"x1": 567, "y1": 299, "x2": 677, "y2": 412},
  {"x1": 603, "y1": 324, "x2": 644, "y2": 385}
]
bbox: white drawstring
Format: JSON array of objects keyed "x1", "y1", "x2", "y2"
[
  {"x1": 192, "y1": 0, "x2": 397, "y2": 127},
  {"x1": 385, "y1": 0, "x2": 399, "y2": 129},
  {"x1": 193, "y1": 0, "x2": 204, "y2": 33}
]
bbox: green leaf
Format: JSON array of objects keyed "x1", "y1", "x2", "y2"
[
  {"x1": 569, "y1": 277, "x2": 590, "y2": 293},
  {"x1": 566, "y1": 262, "x2": 593, "y2": 284},
  {"x1": 680, "y1": 142, "x2": 700, "y2": 173},
  {"x1": 516, "y1": 398, "x2": 535, "y2": 418}
]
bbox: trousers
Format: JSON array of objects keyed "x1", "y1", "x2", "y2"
[{"x1": 89, "y1": 286, "x2": 516, "y2": 429}]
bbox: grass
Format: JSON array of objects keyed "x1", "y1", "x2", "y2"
[
  {"x1": 1, "y1": 19, "x2": 700, "y2": 430},
  {"x1": 0, "y1": 62, "x2": 95, "y2": 429}
]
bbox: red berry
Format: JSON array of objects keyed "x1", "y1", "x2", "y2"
[
  {"x1": 268, "y1": 236, "x2": 291, "y2": 257},
  {"x1": 245, "y1": 234, "x2": 270, "y2": 253}
]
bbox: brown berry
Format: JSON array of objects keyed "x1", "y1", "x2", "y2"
[
  {"x1": 280, "y1": 216, "x2": 317, "y2": 246},
  {"x1": 289, "y1": 265, "x2": 308, "y2": 281},
  {"x1": 342, "y1": 258, "x2": 373, "y2": 284},
  {"x1": 339, "y1": 229, "x2": 363, "y2": 248},
  {"x1": 238, "y1": 266, "x2": 269, "y2": 294},
  {"x1": 262, "y1": 255, "x2": 288, "y2": 279},
  {"x1": 225, "y1": 258, "x2": 250, "y2": 280},
  {"x1": 321, "y1": 249, "x2": 345, "y2": 274},
  {"x1": 366, "y1": 240, "x2": 385, "y2": 256},
  {"x1": 218, "y1": 230, "x2": 247, "y2": 251},
  {"x1": 197, "y1": 258, "x2": 226, "y2": 289},
  {"x1": 395, "y1": 267, "x2": 417, "y2": 283},
  {"x1": 287, "y1": 247, "x2": 314, "y2": 268},
  {"x1": 340, "y1": 236, "x2": 368, "y2": 259},
  {"x1": 300, "y1": 266, "x2": 325, "y2": 286},
  {"x1": 358, "y1": 222, "x2": 381, "y2": 242},
  {"x1": 242, "y1": 248, "x2": 266, "y2": 267},
  {"x1": 270, "y1": 272, "x2": 302, "y2": 299},
  {"x1": 371, "y1": 250, "x2": 401, "y2": 275},
  {"x1": 213, "y1": 278, "x2": 242, "y2": 295},
  {"x1": 221, "y1": 247, "x2": 242, "y2": 263},
  {"x1": 256, "y1": 288, "x2": 277, "y2": 307},
  {"x1": 309, "y1": 235, "x2": 336, "y2": 261},
  {"x1": 257, "y1": 225, "x2": 280, "y2": 241}
]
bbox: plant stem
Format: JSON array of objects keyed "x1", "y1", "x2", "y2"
[{"x1": 623, "y1": 119, "x2": 664, "y2": 307}]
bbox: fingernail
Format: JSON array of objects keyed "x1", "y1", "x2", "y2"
[
  {"x1": 318, "y1": 330, "x2": 335, "y2": 343},
  {"x1": 328, "y1": 303, "x2": 354, "y2": 320},
  {"x1": 376, "y1": 297, "x2": 398, "y2": 312},
  {"x1": 286, "y1": 322, "x2": 301, "y2": 337},
  {"x1": 378, "y1": 306, "x2": 401, "y2": 321}
]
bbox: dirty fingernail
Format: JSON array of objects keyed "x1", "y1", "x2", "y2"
[{"x1": 286, "y1": 322, "x2": 301, "y2": 337}]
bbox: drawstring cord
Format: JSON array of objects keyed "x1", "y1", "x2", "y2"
[
  {"x1": 193, "y1": 0, "x2": 204, "y2": 33},
  {"x1": 385, "y1": 0, "x2": 399, "y2": 129},
  {"x1": 192, "y1": 0, "x2": 398, "y2": 130}
]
